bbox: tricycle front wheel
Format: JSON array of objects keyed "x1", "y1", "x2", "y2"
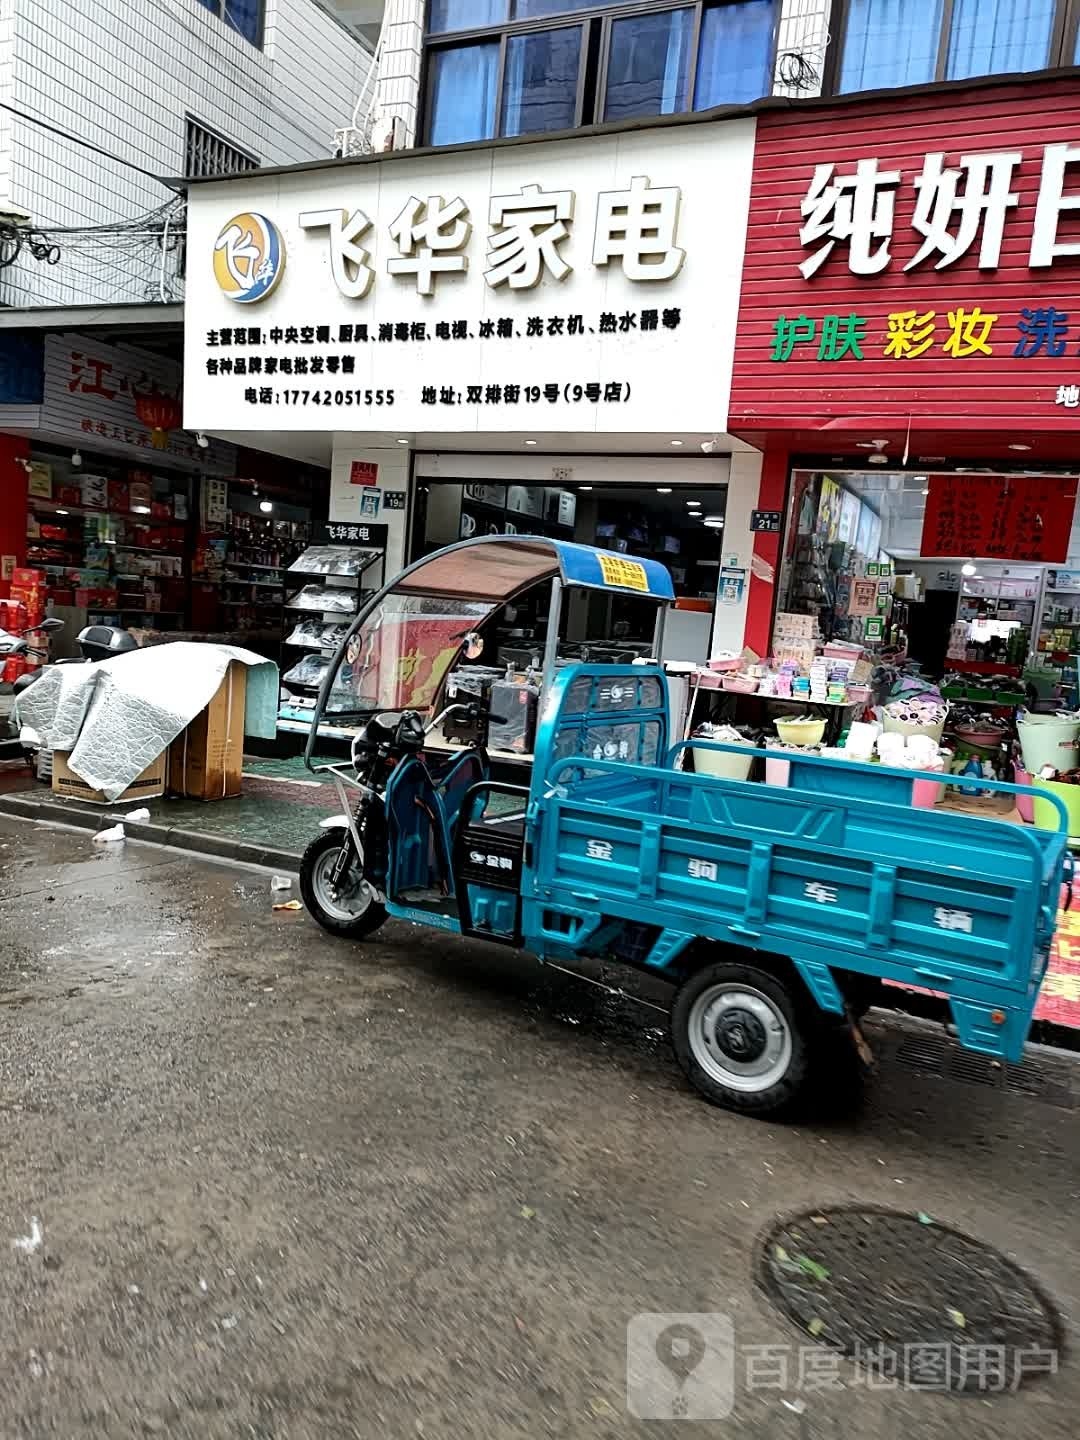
[
  {"x1": 300, "y1": 829, "x2": 387, "y2": 939},
  {"x1": 671, "y1": 961, "x2": 816, "y2": 1118}
]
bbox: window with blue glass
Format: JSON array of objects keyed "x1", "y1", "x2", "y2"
[
  {"x1": 423, "y1": 0, "x2": 778, "y2": 146},
  {"x1": 838, "y1": 0, "x2": 1073, "y2": 93},
  {"x1": 503, "y1": 27, "x2": 583, "y2": 134},
  {"x1": 196, "y1": 0, "x2": 263, "y2": 48}
]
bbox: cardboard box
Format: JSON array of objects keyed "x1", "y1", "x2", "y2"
[
  {"x1": 11, "y1": 567, "x2": 45, "y2": 588},
  {"x1": 168, "y1": 661, "x2": 247, "y2": 800},
  {"x1": 52, "y1": 749, "x2": 166, "y2": 805}
]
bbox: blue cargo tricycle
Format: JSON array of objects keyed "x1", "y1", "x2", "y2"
[{"x1": 300, "y1": 535, "x2": 1070, "y2": 1118}]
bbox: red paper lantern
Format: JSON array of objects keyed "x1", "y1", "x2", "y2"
[{"x1": 133, "y1": 385, "x2": 182, "y2": 449}]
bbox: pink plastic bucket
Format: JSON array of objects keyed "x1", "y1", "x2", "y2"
[
  {"x1": 765, "y1": 757, "x2": 790, "y2": 787},
  {"x1": 1014, "y1": 766, "x2": 1035, "y2": 824},
  {"x1": 911, "y1": 776, "x2": 945, "y2": 808}
]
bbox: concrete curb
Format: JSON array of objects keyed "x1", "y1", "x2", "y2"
[{"x1": 0, "y1": 790, "x2": 302, "y2": 874}]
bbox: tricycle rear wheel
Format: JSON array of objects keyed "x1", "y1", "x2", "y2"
[
  {"x1": 671, "y1": 961, "x2": 816, "y2": 1118},
  {"x1": 300, "y1": 829, "x2": 387, "y2": 939}
]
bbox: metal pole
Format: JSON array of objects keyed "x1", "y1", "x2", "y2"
[
  {"x1": 542, "y1": 577, "x2": 563, "y2": 690},
  {"x1": 652, "y1": 602, "x2": 667, "y2": 662}
]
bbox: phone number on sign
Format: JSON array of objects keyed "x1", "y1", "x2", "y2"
[
  {"x1": 243, "y1": 388, "x2": 396, "y2": 407},
  {"x1": 241, "y1": 381, "x2": 632, "y2": 407}
]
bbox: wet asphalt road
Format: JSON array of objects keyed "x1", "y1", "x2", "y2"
[{"x1": 1, "y1": 815, "x2": 1079, "y2": 1440}]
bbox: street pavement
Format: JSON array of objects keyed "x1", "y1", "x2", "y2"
[{"x1": 0, "y1": 814, "x2": 1077, "y2": 1439}]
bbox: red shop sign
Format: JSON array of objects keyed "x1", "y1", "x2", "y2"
[
  {"x1": 920, "y1": 473, "x2": 1077, "y2": 561},
  {"x1": 729, "y1": 77, "x2": 1080, "y2": 438},
  {"x1": 349, "y1": 460, "x2": 379, "y2": 487}
]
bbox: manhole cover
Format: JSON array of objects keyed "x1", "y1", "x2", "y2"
[{"x1": 758, "y1": 1207, "x2": 1061, "y2": 1394}]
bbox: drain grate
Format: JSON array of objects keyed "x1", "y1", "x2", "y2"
[
  {"x1": 758, "y1": 1207, "x2": 1062, "y2": 1394},
  {"x1": 889, "y1": 1032, "x2": 1076, "y2": 1110}
]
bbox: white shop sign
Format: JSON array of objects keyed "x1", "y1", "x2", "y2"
[{"x1": 183, "y1": 122, "x2": 754, "y2": 435}]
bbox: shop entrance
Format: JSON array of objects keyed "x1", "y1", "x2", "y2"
[
  {"x1": 776, "y1": 467, "x2": 1079, "y2": 686},
  {"x1": 410, "y1": 477, "x2": 728, "y2": 671}
]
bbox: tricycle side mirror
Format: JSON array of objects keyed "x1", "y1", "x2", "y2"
[{"x1": 462, "y1": 631, "x2": 484, "y2": 660}]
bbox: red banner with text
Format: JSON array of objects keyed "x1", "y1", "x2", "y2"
[{"x1": 920, "y1": 473, "x2": 1077, "y2": 561}]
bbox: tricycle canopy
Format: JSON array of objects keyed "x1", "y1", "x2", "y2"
[{"x1": 306, "y1": 534, "x2": 674, "y2": 757}]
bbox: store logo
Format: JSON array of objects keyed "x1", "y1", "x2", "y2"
[{"x1": 213, "y1": 212, "x2": 285, "y2": 304}]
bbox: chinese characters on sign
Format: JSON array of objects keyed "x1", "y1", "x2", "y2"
[
  {"x1": 205, "y1": 306, "x2": 679, "y2": 410},
  {"x1": 46, "y1": 335, "x2": 217, "y2": 464},
  {"x1": 799, "y1": 144, "x2": 1080, "y2": 279},
  {"x1": 597, "y1": 555, "x2": 649, "y2": 591},
  {"x1": 750, "y1": 510, "x2": 783, "y2": 532},
  {"x1": 920, "y1": 474, "x2": 1077, "y2": 563},
  {"x1": 769, "y1": 306, "x2": 1073, "y2": 362},
  {"x1": 288, "y1": 178, "x2": 683, "y2": 302},
  {"x1": 349, "y1": 460, "x2": 379, "y2": 486},
  {"x1": 317, "y1": 521, "x2": 388, "y2": 547},
  {"x1": 848, "y1": 578, "x2": 879, "y2": 617}
]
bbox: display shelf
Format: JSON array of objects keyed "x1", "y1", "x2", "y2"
[
  {"x1": 114, "y1": 545, "x2": 183, "y2": 557},
  {"x1": 277, "y1": 540, "x2": 385, "y2": 739}
]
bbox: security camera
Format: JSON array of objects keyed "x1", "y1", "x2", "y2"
[
  {"x1": 700, "y1": 438, "x2": 718, "y2": 455},
  {"x1": 195, "y1": 432, "x2": 209, "y2": 449}
]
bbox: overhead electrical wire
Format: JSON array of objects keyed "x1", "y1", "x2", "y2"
[{"x1": 0, "y1": 101, "x2": 177, "y2": 190}]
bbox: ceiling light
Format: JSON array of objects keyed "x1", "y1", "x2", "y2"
[
  {"x1": 524, "y1": 439, "x2": 537, "y2": 446},
  {"x1": 656, "y1": 487, "x2": 672, "y2": 494},
  {"x1": 56, "y1": 508, "x2": 69, "y2": 515},
  {"x1": 1008, "y1": 443, "x2": 1032, "y2": 452},
  {"x1": 259, "y1": 499, "x2": 274, "y2": 514},
  {"x1": 396, "y1": 437, "x2": 409, "y2": 446},
  {"x1": 686, "y1": 500, "x2": 701, "y2": 507},
  {"x1": 921, "y1": 488, "x2": 929, "y2": 496},
  {"x1": 131, "y1": 504, "x2": 151, "y2": 515},
  {"x1": 71, "y1": 450, "x2": 82, "y2": 468},
  {"x1": 703, "y1": 516, "x2": 724, "y2": 528},
  {"x1": 578, "y1": 485, "x2": 592, "y2": 491},
  {"x1": 962, "y1": 561, "x2": 977, "y2": 576},
  {"x1": 670, "y1": 439, "x2": 683, "y2": 447}
]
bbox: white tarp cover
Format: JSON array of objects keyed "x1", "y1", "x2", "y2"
[{"x1": 14, "y1": 642, "x2": 278, "y2": 802}]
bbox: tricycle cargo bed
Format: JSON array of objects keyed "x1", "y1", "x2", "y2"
[{"x1": 530, "y1": 755, "x2": 1065, "y2": 1023}]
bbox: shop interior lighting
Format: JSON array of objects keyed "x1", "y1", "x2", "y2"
[
  {"x1": 396, "y1": 438, "x2": 409, "y2": 445},
  {"x1": 260, "y1": 499, "x2": 274, "y2": 514},
  {"x1": 578, "y1": 485, "x2": 592, "y2": 491},
  {"x1": 524, "y1": 438, "x2": 537, "y2": 445},
  {"x1": 131, "y1": 504, "x2": 151, "y2": 515},
  {"x1": 656, "y1": 487, "x2": 672, "y2": 493},
  {"x1": 686, "y1": 499, "x2": 701, "y2": 507},
  {"x1": 56, "y1": 508, "x2": 68, "y2": 515},
  {"x1": 670, "y1": 439, "x2": 683, "y2": 447},
  {"x1": 962, "y1": 561, "x2": 977, "y2": 576},
  {"x1": 703, "y1": 515, "x2": 724, "y2": 527},
  {"x1": 71, "y1": 450, "x2": 82, "y2": 468},
  {"x1": 1008, "y1": 443, "x2": 1032, "y2": 451}
]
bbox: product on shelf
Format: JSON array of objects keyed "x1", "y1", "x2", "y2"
[
  {"x1": 286, "y1": 584, "x2": 356, "y2": 613},
  {"x1": 283, "y1": 654, "x2": 332, "y2": 688}
]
